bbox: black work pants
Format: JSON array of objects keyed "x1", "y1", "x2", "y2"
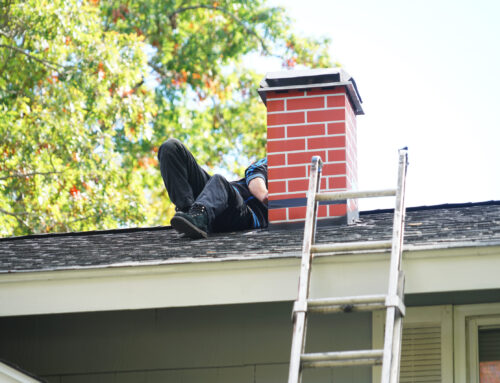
[{"x1": 158, "y1": 138, "x2": 254, "y2": 233}]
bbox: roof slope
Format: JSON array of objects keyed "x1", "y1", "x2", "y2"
[{"x1": 1, "y1": 201, "x2": 499, "y2": 273}]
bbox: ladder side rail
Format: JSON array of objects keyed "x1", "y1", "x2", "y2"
[
  {"x1": 381, "y1": 149, "x2": 409, "y2": 383},
  {"x1": 389, "y1": 315, "x2": 404, "y2": 382},
  {"x1": 387, "y1": 149, "x2": 409, "y2": 301},
  {"x1": 389, "y1": 272, "x2": 406, "y2": 383},
  {"x1": 288, "y1": 156, "x2": 323, "y2": 383}
]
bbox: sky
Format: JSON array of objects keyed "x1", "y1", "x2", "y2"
[{"x1": 261, "y1": 0, "x2": 500, "y2": 210}]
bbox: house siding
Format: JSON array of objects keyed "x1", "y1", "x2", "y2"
[{"x1": 0, "y1": 302, "x2": 372, "y2": 383}]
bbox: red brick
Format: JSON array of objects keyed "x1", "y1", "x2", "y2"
[
  {"x1": 330, "y1": 203, "x2": 347, "y2": 216},
  {"x1": 318, "y1": 205, "x2": 328, "y2": 218},
  {"x1": 307, "y1": 88, "x2": 345, "y2": 96},
  {"x1": 329, "y1": 176, "x2": 347, "y2": 189},
  {"x1": 269, "y1": 180, "x2": 286, "y2": 194},
  {"x1": 267, "y1": 99, "x2": 284, "y2": 112},
  {"x1": 308, "y1": 135, "x2": 345, "y2": 150},
  {"x1": 267, "y1": 138, "x2": 305, "y2": 153},
  {"x1": 328, "y1": 149, "x2": 346, "y2": 162},
  {"x1": 288, "y1": 179, "x2": 309, "y2": 193},
  {"x1": 287, "y1": 90, "x2": 306, "y2": 98},
  {"x1": 268, "y1": 153, "x2": 285, "y2": 167},
  {"x1": 269, "y1": 208, "x2": 287, "y2": 221},
  {"x1": 320, "y1": 178, "x2": 327, "y2": 190},
  {"x1": 267, "y1": 126, "x2": 285, "y2": 139},
  {"x1": 327, "y1": 95, "x2": 346, "y2": 108},
  {"x1": 307, "y1": 108, "x2": 345, "y2": 123},
  {"x1": 269, "y1": 192, "x2": 306, "y2": 200},
  {"x1": 287, "y1": 124, "x2": 325, "y2": 138},
  {"x1": 327, "y1": 122, "x2": 345, "y2": 135},
  {"x1": 267, "y1": 90, "x2": 305, "y2": 99},
  {"x1": 345, "y1": 97, "x2": 355, "y2": 115},
  {"x1": 268, "y1": 112, "x2": 305, "y2": 126},
  {"x1": 287, "y1": 96, "x2": 325, "y2": 111},
  {"x1": 323, "y1": 163, "x2": 346, "y2": 176},
  {"x1": 287, "y1": 150, "x2": 326, "y2": 165},
  {"x1": 268, "y1": 165, "x2": 306, "y2": 180},
  {"x1": 289, "y1": 206, "x2": 306, "y2": 220},
  {"x1": 266, "y1": 92, "x2": 281, "y2": 99},
  {"x1": 296, "y1": 192, "x2": 308, "y2": 199}
]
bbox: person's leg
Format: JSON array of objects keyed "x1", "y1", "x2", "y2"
[
  {"x1": 195, "y1": 175, "x2": 254, "y2": 232},
  {"x1": 157, "y1": 138, "x2": 210, "y2": 211},
  {"x1": 170, "y1": 174, "x2": 255, "y2": 238}
]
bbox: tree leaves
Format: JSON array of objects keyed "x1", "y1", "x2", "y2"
[{"x1": 0, "y1": 0, "x2": 332, "y2": 236}]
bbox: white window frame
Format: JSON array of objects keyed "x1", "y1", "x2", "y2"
[
  {"x1": 372, "y1": 305, "x2": 453, "y2": 383},
  {"x1": 454, "y1": 302, "x2": 500, "y2": 383}
]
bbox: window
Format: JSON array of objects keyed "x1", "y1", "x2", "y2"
[
  {"x1": 467, "y1": 315, "x2": 500, "y2": 383},
  {"x1": 479, "y1": 327, "x2": 500, "y2": 382}
]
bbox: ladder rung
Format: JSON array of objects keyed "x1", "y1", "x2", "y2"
[
  {"x1": 301, "y1": 349, "x2": 384, "y2": 368},
  {"x1": 311, "y1": 240, "x2": 392, "y2": 254},
  {"x1": 307, "y1": 294, "x2": 386, "y2": 313},
  {"x1": 315, "y1": 189, "x2": 396, "y2": 202}
]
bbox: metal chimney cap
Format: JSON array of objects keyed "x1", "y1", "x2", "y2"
[{"x1": 258, "y1": 67, "x2": 363, "y2": 115}]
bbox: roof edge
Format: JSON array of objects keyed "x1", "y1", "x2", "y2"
[
  {"x1": 2, "y1": 240, "x2": 500, "y2": 276},
  {"x1": 360, "y1": 200, "x2": 500, "y2": 216}
]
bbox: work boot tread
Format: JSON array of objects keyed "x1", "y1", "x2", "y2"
[{"x1": 171, "y1": 215, "x2": 208, "y2": 239}]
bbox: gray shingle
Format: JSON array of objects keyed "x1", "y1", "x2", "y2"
[{"x1": 1, "y1": 201, "x2": 499, "y2": 273}]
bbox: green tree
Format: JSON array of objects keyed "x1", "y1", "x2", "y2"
[{"x1": 0, "y1": 0, "x2": 333, "y2": 237}]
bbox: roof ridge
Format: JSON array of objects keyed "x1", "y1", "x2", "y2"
[{"x1": 0, "y1": 225, "x2": 172, "y2": 242}]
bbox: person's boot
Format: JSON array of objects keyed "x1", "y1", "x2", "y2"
[
  {"x1": 175, "y1": 205, "x2": 191, "y2": 214},
  {"x1": 171, "y1": 203, "x2": 209, "y2": 239}
]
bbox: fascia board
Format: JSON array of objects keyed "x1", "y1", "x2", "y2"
[{"x1": 0, "y1": 243, "x2": 499, "y2": 317}]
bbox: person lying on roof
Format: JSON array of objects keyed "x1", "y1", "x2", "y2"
[{"x1": 158, "y1": 138, "x2": 268, "y2": 239}]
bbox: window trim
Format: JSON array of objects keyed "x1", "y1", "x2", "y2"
[{"x1": 454, "y1": 303, "x2": 500, "y2": 383}]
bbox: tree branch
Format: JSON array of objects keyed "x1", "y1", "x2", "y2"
[
  {"x1": 0, "y1": 43, "x2": 69, "y2": 72},
  {"x1": 0, "y1": 171, "x2": 62, "y2": 181},
  {"x1": 168, "y1": 4, "x2": 270, "y2": 54},
  {"x1": 0, "y1": 29, "x2": 11, "y2": 39},
  {"x1": 149, "y1": 61, "x2": 170, "y2": 79},
  {"x1": 0, "y1": 207, "x2": 30, "y2": 228},
  {"x1": 67, "y1": 213, "x2": 99, "y2": 226}
]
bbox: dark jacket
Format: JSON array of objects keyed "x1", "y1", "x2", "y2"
[{"x1": 232, "y1": 158, "x2": 268, "y2": 228}]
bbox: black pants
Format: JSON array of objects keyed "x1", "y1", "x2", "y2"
[{"x1": 158, "y1": 138, "x2": 254, "y2": 233}]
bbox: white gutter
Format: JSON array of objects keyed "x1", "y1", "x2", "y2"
[
  {"x1": 2, "y1": 240, "x2": 499, "y2": 275},
  {"x1": 0, "y1": 242, "x2": 499, "y2": 317}
]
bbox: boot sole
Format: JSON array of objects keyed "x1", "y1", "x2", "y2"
[{"x1": 171, "y1": 216, "x2": 208, "y2": 239}]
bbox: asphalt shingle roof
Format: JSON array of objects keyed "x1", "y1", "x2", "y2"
[{"x1": 1, "y1": 201, "x2": 499, "y2": 273}]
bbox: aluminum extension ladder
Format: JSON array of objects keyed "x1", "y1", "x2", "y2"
[{"x1": 288, "y1": 149, "x2": 409, "y2": 383}]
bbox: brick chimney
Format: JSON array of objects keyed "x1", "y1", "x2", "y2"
[{"x1": 258, "y1": 68, "x2": 363, "y2": 228}]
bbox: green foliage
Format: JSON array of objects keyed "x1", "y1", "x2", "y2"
[{"x1": 0, "y1": 0, "x2": 333, "y2": 236}]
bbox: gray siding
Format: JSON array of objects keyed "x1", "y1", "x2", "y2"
[{"x1": 0, "y1": 302, "x2": 371, "y2": 382}]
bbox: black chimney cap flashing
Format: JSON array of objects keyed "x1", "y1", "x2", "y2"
[{"x1": 258, "y1": 68, "x2": 364, "y2": 115}]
